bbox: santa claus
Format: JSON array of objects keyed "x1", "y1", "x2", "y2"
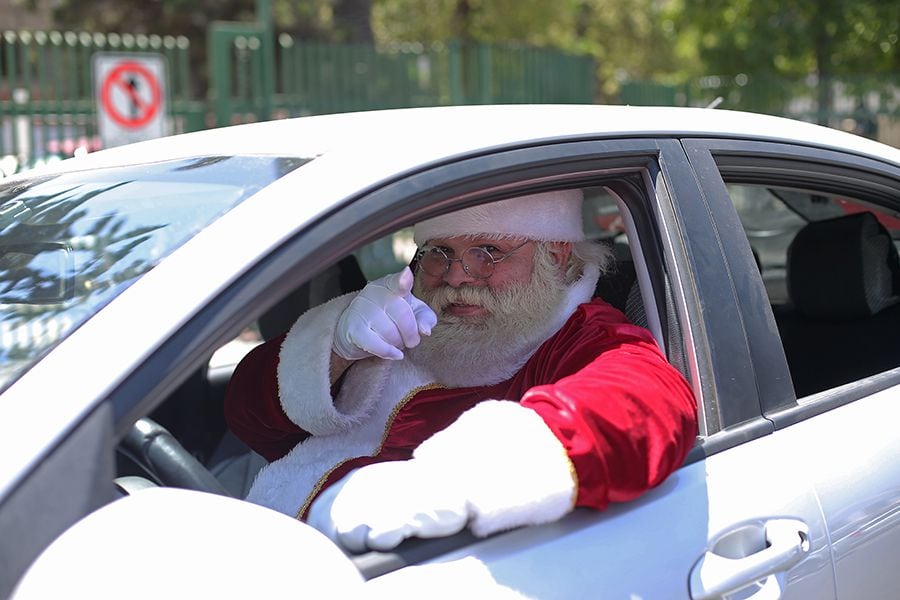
[{"x1": 224, "y1": 189, "x2": 697, "y2": 552}]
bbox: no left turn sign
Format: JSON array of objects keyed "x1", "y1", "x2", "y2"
[
  {"x1": 101, "y1": 61, "x2": 162, "y2": 128},
  {"x1": 93, "y1": 53, "x2": 168, "y2": 148}
]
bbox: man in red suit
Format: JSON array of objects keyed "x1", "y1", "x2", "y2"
[{"x1": 225, "y1": 189, "x2": 697, "y2": 552}]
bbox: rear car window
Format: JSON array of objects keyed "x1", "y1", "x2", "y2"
[{"x1": 728, "y1": 183, "x2": 900, "y2": 396}]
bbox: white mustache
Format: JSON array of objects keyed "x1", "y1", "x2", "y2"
[{"x1": 421, "y1": 284, "x2": 504, "y2": 315}]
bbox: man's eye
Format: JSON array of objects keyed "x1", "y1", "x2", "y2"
[
  {"x1": 427, "y1": 247, "x2": 454, "y2": 258},
  {"x1": 481, "y1": 245, "x2": 500, "y2": 255}
]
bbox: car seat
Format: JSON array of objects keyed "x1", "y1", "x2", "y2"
[{"x1": 775, "y1": 212, "x2": 900, "y2": 397}]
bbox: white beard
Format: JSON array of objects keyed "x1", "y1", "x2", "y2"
[{"x1": 408, "y1": 258, "x2": 571, "y2": 388}]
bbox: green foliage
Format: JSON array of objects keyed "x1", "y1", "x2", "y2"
[
  {"x1": 673, "y1": 0, "x2": 899, "y2": 78},
  {"x1": 48, "y1": 0, "x2": 372, "y2": 42}
]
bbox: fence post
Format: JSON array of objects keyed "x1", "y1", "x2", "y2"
[
  {"x1": 448, "y1": 39, "x2": 464, "y2": 104},
  {"x1": 256, "y1": 0, "x2": 274, "y2": 121},
  {"x1": 478, "y1": 43, "x2": 492, "y2": 104},
  {"x1": 207, "y1": 23, "x2": 233, "y2": 128},
  {"x1": 3, "y1": 32, "x2": 22, "y2": 166},
  {"x1": 816, "y1": 74, "x2": 832, "y2": 126}
]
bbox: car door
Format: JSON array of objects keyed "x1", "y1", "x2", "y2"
[
  {"x1": 315, "y1": 138, "x2": 837, "y2": 599},
  {"x1": 682, "y1": 138, "x2": 900, "y2": 599}
]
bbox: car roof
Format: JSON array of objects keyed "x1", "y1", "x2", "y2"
[{"x1": 24, "y1": 104, "x2": 900, "y2": 177}]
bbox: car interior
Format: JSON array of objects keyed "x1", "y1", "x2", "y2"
[
  {"x1": 114, "y1": 184, "x2": 660, "y2": 500},
  {"x1": 777, "y1": 211, "x2": 900, "y2": 396}
]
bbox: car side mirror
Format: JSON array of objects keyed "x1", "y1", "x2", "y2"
[{"x1": 11, "y1": 488, "x2": 365, "y2": 598}]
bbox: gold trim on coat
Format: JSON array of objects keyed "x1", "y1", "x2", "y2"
[{"x1": 295, "y1": 382, "x2": 445, "y2": 520}]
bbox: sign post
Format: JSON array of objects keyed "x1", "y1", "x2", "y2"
[{"x1": 93, "y1": 53, "x2": 168, "y2": 149}]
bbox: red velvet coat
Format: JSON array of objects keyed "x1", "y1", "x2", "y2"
[{"x1": 225, "y1": 298, "x2": 698, "y2": 517}]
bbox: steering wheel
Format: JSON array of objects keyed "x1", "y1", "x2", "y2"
[{"x1": 117, "y1": 417, "x2": 231, "y2": 497}]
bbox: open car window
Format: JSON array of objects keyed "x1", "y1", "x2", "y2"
[
  {"x1": 192, "y1": 181, "x2": 684, "y2": 501},
  {"x1": 216, "y1": 185, "x2": 660, "y2": 379}
]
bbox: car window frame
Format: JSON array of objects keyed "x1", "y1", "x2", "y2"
[
  {"x1": 656, "y1": 138, "x2": 776, "y2": 448},
  {"x1": 681, "y1": 137, "x2": 900, "y2": 430}
]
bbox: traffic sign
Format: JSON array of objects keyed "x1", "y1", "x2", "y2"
[{"x1": 93, "y1": 53, "x2": 168, "y2": 148}]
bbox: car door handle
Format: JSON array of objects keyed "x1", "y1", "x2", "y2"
[{"x1": 689, "y1": 518, "x2": 811, "y2": 600}]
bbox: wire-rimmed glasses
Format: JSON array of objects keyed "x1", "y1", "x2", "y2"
[{"x1": 415, "y1": 241, "x2": 528, "y2": 279}]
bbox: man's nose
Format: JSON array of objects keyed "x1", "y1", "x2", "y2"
[{"x1": 443, "y1": 259, "x2": 479, "y2": 287}]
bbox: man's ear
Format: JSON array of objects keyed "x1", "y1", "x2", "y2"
[{"x1": 547, "y1": 242, "x2": 572, "y2": 272}]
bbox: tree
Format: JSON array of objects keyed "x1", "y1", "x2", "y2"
[
  {"x1": 21, "y1": 0, "x2": 897, "y2": 113},
  {"x1": 672, "y1": 0, "x2": 900, "y2": 121},
  {"x1": 333, "y1": 0, "x2": 373, "y2": 43},
  {"x1": 676, "y1": 0, "x2": 899, "y2": 76},
  {"x1": 42, "y1": 0, "x2": 374, "y2": 43}
]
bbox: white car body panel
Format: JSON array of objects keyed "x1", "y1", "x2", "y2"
[
  {"x1": 12, "y1": 487, "x2": 365, "y2": 599},
  {"x1": 796, "y1": 378, "x2": 900, "y2": 597}
]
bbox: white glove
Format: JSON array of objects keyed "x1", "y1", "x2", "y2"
[
  {"x1": 333, "y1": 267, "x2": 437, "y2": 361},
  {"x1": 307, "y1": 401, "x2": 577, "y2": 553},
  {"x1": 307, "y1": 461, "x2": 469, "y2": 553}
]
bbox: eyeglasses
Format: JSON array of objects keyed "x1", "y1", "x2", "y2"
[{"x1": 415, "y1": 241, "x2": 528, "y2": 279}]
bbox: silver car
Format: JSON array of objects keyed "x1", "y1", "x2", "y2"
[{"x1": 1, "y1": 105, "x2": 898, "y2": 599}]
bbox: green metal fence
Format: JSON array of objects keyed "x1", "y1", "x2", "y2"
[
  {"x1": 0, "y1": 30, "x2": 203, "y2": 175},
  {"x1": 209, "y1": 30, "x2": 595, "y2": 126}
]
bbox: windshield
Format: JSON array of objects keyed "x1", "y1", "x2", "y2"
[{"x1": 0, "y1": 155, "x2": 307, "y2": 389}]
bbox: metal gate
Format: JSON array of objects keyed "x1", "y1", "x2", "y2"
[{"x1": 205, "y1": 27, "x2": 596, "y2": 126}]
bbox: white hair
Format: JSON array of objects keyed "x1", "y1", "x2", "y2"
[{"x1": 532, "y1": 240, "x2": 613, "y2": 285}]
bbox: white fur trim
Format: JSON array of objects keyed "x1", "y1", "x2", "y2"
[
  {"x1": 248, "y1": 358, "x2": 435, "y2": 517},
  {"x1": 544, "y1": 261, "x2": 600, "y2": 343},
  {"x1": 414, "y1": 400, "x2": 577, "y2": 537},
  {"x1": 413, "y1": 190, "x2": 585, "y2": 245},
  {"x1": 277, "y1": 292, "x2": 379, "y2": 435}
]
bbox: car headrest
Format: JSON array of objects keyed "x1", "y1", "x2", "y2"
[{"x1": 787, "y1": 212, "x2": 900, "y2": 319}]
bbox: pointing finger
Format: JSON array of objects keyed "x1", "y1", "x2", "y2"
[
  {"x1": 409, "y1": 297, "x2": 437, "y2": 335},
  {"x1": 383, "y1": 300, "x2": 422, "y2": 348},
  {"x1": 383, "y1": 266, "x2": 414, "y2": 296}
]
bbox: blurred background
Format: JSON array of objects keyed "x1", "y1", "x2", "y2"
[{"x1": 1, "y1": 0, "x2": 898, "y2": 177}]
